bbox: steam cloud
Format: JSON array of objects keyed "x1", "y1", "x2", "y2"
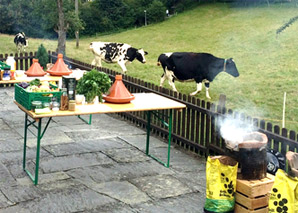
[{"x1": 218, "y1": 115, "x2": 257, "y2": 150}]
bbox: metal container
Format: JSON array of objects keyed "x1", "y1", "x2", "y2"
[{"x1": 238, "y1": 132, "x2": 268, "y2": 180}]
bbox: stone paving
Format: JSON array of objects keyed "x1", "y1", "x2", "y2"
[{"x1": 0, "y1": 87, "x2": 207, "y2": 213}]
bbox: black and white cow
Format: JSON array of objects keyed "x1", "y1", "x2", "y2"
[
  {"x1": 14, "y1": 32, "x2": 28, "y2": 53},
  {"x1": 157, "y1": 52, "x2": 239, "y2": 99},
  {"x1": 90, "y1": 42, "x2": 148, "y2": 73}
]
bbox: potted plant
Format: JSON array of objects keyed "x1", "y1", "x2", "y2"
[{"x1": 76, "y1": 69, "x2": 111, "y2": 103}]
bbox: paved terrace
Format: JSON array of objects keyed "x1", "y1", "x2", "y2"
[{"x1": 0, "y1": 87, "x2": 207, "y2": 213}]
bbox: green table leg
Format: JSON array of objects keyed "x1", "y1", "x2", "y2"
[
  {"x1": 22, "y1": 116, "x2": 52, "y2": 185},
  {"x1": 146, "y1": 111, "x2": 151, "y2": 155},
  {"x1": 22, "y1": 114, "x2": 28, "y2": 170},
  {"x1": 78, "y1": 114, "x2": 92, "y2": 125},
  {"x1": 146, "y1": 109, "x2": 173, "y2": 168}
]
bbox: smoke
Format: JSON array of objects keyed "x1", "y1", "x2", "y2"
[{"x1": 218, "y1": 115, "x2": 257, "y2": 150}]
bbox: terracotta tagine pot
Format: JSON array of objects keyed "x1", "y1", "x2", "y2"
[
  {"x1": 25, "y1": 59, "x2": 47, "y2": 77},
  {"x1": 47, "y1": 54, "x2": 72, "y2": 76},
  {"x1": 103, "y1": 75, "x2": 135, "y2": 104}
]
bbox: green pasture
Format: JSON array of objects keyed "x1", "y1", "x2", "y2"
[{"x1": 1, "y1": 3, "x2": 297, "y2": 131}]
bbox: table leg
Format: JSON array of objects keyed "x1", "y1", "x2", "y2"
[
  {"x1": 145, "y1": 109, "x2": 173, "y2": 168},
  {"x1": 166, "y1": 109, "x2": 173, "y2": 167},
  {"x1": 34, "y1": 119, "x2": 42, "y2": 185},
  {"x1": 22, "y1": 116, "x2": 52, "y2": 185},
  {"x1": 23, "y1": 114, "x2": 28, "y2": 169},
  {"x1": 146, "y1": 111, "x2": 151, "y2": 155},
  {"x1": 78, "y1": 114, "x2": 92, "y2": 125}
]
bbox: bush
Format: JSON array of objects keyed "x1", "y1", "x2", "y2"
[{"x1": 36, "y1": 44, "x2": 48, "y2": 70}]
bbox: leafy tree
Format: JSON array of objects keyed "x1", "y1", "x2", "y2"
[
  {"x1": 0, "y1": 0, "x2": 14, "y2": 34},
  {"x1": 147, "y1": 0, "x2": 167, "y2": 23}
]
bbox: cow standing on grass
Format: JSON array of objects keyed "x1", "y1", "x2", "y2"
[
  {"x1": 89, "y1": 42, "x2": 148, "y2": 73},
  {"x1": 157, "y1": 52, "x2": 239, "y2": 99},
  {"x1": 14, "y1": 32, "x2": 28, "y2": 53}
]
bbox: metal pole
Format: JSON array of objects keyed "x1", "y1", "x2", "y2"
[
  {"x1": 282, "y1": 92, "x2": 286, "y2": 128},
  {"x1": 144, "y1": 10, "x2": 147, "y2": 26},
  {"x1": 75, "y1": 0, "x2": 79, "y2": 48}
]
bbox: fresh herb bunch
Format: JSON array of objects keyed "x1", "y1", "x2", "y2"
[
  {"x1": 76, "y1": 69, "x2": 111, "y2": 103},
  {"x1": 29, "y1": 78, "x2": 41, "y2": 86}
]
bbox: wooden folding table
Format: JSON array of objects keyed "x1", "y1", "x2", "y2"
[{"x1": 15, "y1": 92, "x2": 186, "y2": 185}]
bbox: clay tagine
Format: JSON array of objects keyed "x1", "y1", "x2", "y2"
[
  {"x1": 25, "y1": 59, "x2": 47, "y2": 77},
  {"x1": 47, "y1": 53, "x2": 72, "y2": 76},
  {"x1": 103, "y1": 75, "x2": 135, "y2": 104}
]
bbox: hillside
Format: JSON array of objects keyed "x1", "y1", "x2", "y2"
[{"x1": 1, "y1": 3, "x2": 298, "y2": 131}]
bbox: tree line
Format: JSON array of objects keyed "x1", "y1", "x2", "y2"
[
  {"x1": 0, "y1": 0, "x2": 296, "y2": 39},
  {"x1": 0, "y1": 0, "x2": 203, "y2": 39}
]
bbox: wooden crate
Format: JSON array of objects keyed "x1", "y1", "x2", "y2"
[
  {"x1": 234, "y1": 203, "x2": 268, "y2": 213},
  {"x1": 234, "y1": 173, "x2": 275, "y2": 213}
]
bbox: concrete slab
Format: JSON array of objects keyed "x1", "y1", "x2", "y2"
[
  {"x1": 130, "y1": 174, "x2": 193, "y2": 199},
  {"x1": 90, "y1": 180, "x2": 151, "y2": 205}
]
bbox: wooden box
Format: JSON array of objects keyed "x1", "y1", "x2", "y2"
[{"x1": 234, "y1": 173, "x2": 275, "y2": 213}]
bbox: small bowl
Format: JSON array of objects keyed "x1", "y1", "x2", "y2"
[
  {"x1": 15, "y1": 70, "x2": 25, "y2": 78},
  {"x1": 75, "y1": 94, "x2": 85, "y2": 104}
]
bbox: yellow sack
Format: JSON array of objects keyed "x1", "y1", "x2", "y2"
[
  {"x1": 204, "y1": 156, "x2": 238, "y2": 213},
  {"x1": 268, "y1": 169, "x2": 298, "y2": 213}
]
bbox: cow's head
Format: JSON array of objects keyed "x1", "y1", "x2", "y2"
[
  {"x1": 225, "y1": 58, "x2": 239, "y2": 77},
  {"x1": 136, "y1": 49, "x2": 148, "y2": 63}
]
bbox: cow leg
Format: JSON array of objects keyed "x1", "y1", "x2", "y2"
[
  {"x1": 16, "y1": 44, "x2": 20, "y2": 54},
  {"x1": 204, "y1": 81, "x2": 211, "y2": 99},
  {"x1": 165, "y1": 69, "x2": 178, "y2": 92},
  {"x1": 91, "y1": 56, "x2": 101, "y2": 67},
  {"x1": 160, "y1": 73, "x2": 166, "y2": 87},
  {"x1": 118, "y1": 61, "x2": 127, "y2": 73},
  {"x1": 190, "y1": 82, "x2": 202, "y2": 96}
]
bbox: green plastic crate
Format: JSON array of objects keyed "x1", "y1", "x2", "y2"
[
  {"x1": 14, "y1": 83, "x2": 62, "y2": 110},
  {"x1": 0, "y1": 61, "x2": 11, "y2": 70}
]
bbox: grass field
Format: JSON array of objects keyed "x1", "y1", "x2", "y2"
[{"x1": 1, "y1": 3, "x2": 298, "y2": 131}]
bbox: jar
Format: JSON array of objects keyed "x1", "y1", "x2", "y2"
[
  {"x1": 68, "y1": 100, "x2": 76, "y2": 111},
  {"x1": 60, "y1": 88, "x2": 68, "y2": 110},
  {"x1": 6, "y1": 56, "x2": 16, "y2": 70},
  {"x1": 43, "y1": 102, "x2": 50, "y2": 109},
  {"x1": 0, "y1": 70, "x2": 4, "y2": 80},
  {"x1": 3, "y1": 69, "x2": 10, "y2": 80},
  {"x1": 31, "y1": 101, "x2": 42, "y2": 111},
  {"x1": 52, "y1": 101, "x2": 60, "y2": 111}
]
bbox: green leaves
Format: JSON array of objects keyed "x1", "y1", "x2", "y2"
[
  {"x1": 76, "y1": 69, "x2": 111, "y2": 103},
  {"x1": 36, "y1": 44, "x2": 49, "y2": 70}
]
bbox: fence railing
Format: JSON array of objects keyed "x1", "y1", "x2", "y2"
[{"x1": 2, "y1": 52, "x2": 298, "y2": 171}]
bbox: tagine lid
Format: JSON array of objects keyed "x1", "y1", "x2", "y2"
[
  {"x1": 47, "y1": 53, "x2": 72, "y2": 76},
  {"x1": 238, "y1": 132, "x2": 268, "y2": 149},
  {"x1": 25, "y1": 59, "x2": 47, "y2": 77},
  {"x1": 103, "y1": 75, "x2": 135, "y2": 104}
]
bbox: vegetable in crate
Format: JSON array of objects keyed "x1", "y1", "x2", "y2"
[
  {"x1": 29, "y1": 79, "x2": 41, "y2": 87},
  {"x1": 76, "y1": 69, "x2": 111, "y2": 103},
  {"x1": 18, "y1": 82, "x2": 29, "y2": 89}
]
